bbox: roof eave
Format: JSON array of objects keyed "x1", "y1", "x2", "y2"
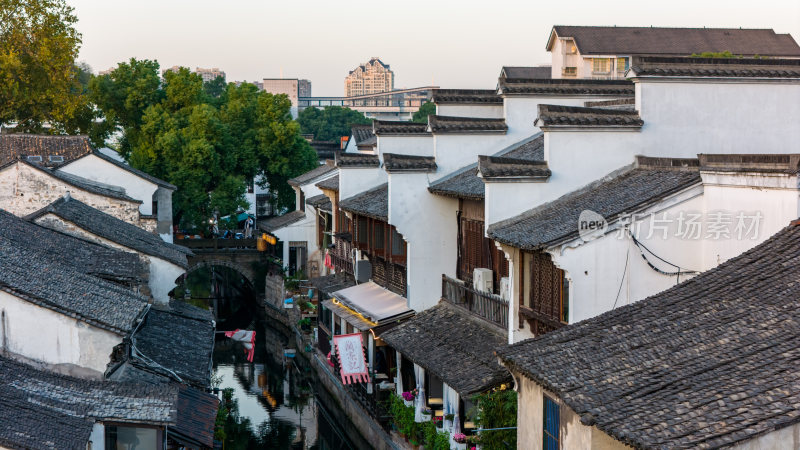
[
  {"x1": 538, "y1": 124, "x2": 643, "y2": 132},
  {"x1": 431, "y1": 129, "x2": 508, "y2": 135},
  {"x1": 481, "y1": 174, "x2": 551, "y2": 183}
]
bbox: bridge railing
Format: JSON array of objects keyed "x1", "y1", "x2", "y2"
[{"x1": 178, "y1": 238, "x2": 258, "y2": 250}]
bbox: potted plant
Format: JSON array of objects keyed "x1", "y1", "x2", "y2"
[
  {"x1": 453, "y1": 433, "x2": 468, "y2": 444},
  {"x1": 433, "y1": 416, "x2": 443, "y2": 428},
  {"x1": 297, "y1": 318, "x2": 312, "y2": 332},
  {"x1": 445, "y1": 413, "x2": 454, "y2": 422}
]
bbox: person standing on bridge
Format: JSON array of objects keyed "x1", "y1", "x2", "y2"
[{"x1": 244, "y1": 216, "x2": 254, "y2": 238}]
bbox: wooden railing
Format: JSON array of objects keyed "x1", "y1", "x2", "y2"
[
  {"x1": 441, "y1": 275, "x2": 508, "y2": 329},
  {"x1": 519, "y1": 305, "x2": 566, "y2": 336},
  {"x1": 331, "y1": 239, "x2": 353, "y2": 275},
  {"x1": 330, "y1": 352, "x2": 391, "y2": 424}
]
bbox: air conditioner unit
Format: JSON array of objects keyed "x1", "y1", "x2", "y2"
[
  {"x1": 354, "y1": 259, "x2": 372, "y2": 283},
  {"x1": 473, "y1": 268, "x2": 493, "y2": 294},
  {"x1": 499, "y1": 277, "x2": 511, "y2": 301}
]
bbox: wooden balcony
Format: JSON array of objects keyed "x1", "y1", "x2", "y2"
[
  {"x1": 519, "y1": 305, "x2": 566, "y2": 336},
  {"x1": 331, "y1": 238, "x2": 353, "y2": 276},
  {"x1": 441, "y1": 275, "x2": 508, "y2": 329}
]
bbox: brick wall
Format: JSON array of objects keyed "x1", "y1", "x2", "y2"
[{"x1": 0, "y1": 162, "x2": 141, "y2": 224}]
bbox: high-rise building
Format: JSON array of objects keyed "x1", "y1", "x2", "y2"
[
  {"x1": 262, "y1": 78, "x2": 312, "y2": 118},
  {"x1": 194, "y1": 67, "x2": 226, "y2": 83},
  {"x1": 160, "y1": 66, "x2": 226, "y2": 82},
  {"x1": 344, "y1": 58, "x2": 394, "y2": 97},
  {"x1": 298, "y1": 79, "x2": 312, "y2": 98}
]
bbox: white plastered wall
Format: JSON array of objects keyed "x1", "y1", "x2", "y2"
[
  {"x1": 338, "y1": 167, "x2": 387, "y2": 201},
  {"x1": 436, "y1": 104, "x2": 504, "y2": 118},
  {"x1": 376, "y1": 135, "x2": 433, "y2": 157},
  {"x1": 59, "y1": 155, "x2": 158, "y2": 216},
  {"x1": 388, "y1": 172, "x2": 458, "y2": 311},
  {"x1": 0, "y1": 290, "x2": 123, "y2": 374}
]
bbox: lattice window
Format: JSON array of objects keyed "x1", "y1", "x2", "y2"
[{"x1": 527, "y1": 251, "x2": 568, "y2": 324}]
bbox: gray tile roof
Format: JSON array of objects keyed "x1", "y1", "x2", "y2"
[
  {"x1": 380, "y1": 303, "x2": 512, "y2": 396},
  {"x1": 338, "y1": 183, "x2": 388, "y2": 221},
  {"x1": 0, "y1": 209, "x2": 146, "y2": 283},
  {"x1": 336, "y1": 153, "x2": 380, "y2": 167},
  {"x1": 478, "y1": 155, "x2": 550, "y2": 180},
  {"x1": 428, "y1": 134, "x2": 544, "y2": 199},
  {"x1": 373, "y1": 120, "x2": 429, "y2": 135},
  {"x1": 258, "y1": 209, "x2": 306, "y2": 233},
  {"x1": 550, "y1": 25, "x2": 800, "y2": 57},
  {"x1": 124, "y1": 301, "x2": 215, "y2": 388},
  {"x1": 497, "y1": 78, "x2": 634, "y2": 96},
  {"x1": 383, "y1": 153, "x2": 437, "y2": 172},
  {"x1": 0, "y1": 356, "x2": 180, "y2": 450},
  {"x1": 428, "y1": 115, "x2": 507, "y2": 134},
  {"x1": 82, "y1": 150, "x2": 177, "y2": 189},
  {"x1": 0, "y1": 238, "x2": 148, "y2": 334},
  {"x1": 536, "y1": 104, "x2": 643, "y2": 128},
  {"x1": 306, "y1": 193, "x2": 332, "y2": 211},
  {"x1": 288, "y1": 161, "x2": 336, "y2": 186},
  {"x1": 316, "y1": 174, "x2": 339, "y2": 192},
  {"x1": 0, "y1": 134, "x2": 91, "y2": 166},
  {"x1": 351, "y1": 124, "x2": 376, "y2": 145},
  {"x1": 630, "y1": 56, "x2": 800, "y2": 78},
  {"x1": 500, "y1": 66, "x2": 552, "y2": 79},
  {"x1": 488, "y1": 157, "x2": 700, "y2": 250},
  {"x1": 499, "y1": 221, "x2": 800, "y2": 449},
  {"x1": 311, "y1": 141, "x2": 341, "y2": 160},
  {"x1": 173, "y1": 385, "x2": 220, "y2": 448},
  {"x1": 429, "y1": 89, "x2": 503, "y2": 104},
  {"x1": 27, "y1": 196, "x2": 192, "y2": 268}
]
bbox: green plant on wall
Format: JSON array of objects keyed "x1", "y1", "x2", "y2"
[
  {"x1": 469, "y1": 385, "x2": 517, "y2": 450},
  {"x1": 387, "y1": 394, "x2": 450, "y2": 449}
]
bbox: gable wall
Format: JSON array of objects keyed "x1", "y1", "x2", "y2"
[
  {"x1": 0, "y1": 290, "x2": 122, "y2": 375},
  {"x1": 0, "y1": 163, "x2": 141, "y2": 224},
  {"x1": 59, "y1": 155, "x2": 159, "y2": 216}
]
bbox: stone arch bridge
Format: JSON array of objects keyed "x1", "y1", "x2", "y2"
[{"x1": 180, "y1": 238, "x2": 280, "y2": 288}]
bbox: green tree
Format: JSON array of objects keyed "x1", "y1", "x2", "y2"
[
  {"x1": 96, "y1": 66, "x2": 316, "y2": 226},
  {"x1": 0, "y1": 0, "x2": 84, "y2": 131},
  {"x1": 296, "y1": 106, "x2": 370, "y2": 141},
  {"x1": 412, "y1": 101, "x2": 436, "y2": 123},
  {"x1": 203, "y1": 75, "x2": 227, "y2": 103},
  {"x1": 89, "y1": 58, "x2": 164, "y2": 153},
  {"x1": 57, "y1": 62, "x2": 103, "y2": 140}
]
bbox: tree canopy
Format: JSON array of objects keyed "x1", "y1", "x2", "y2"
[
  {"x1": 0, "y1": 0, "x2": 85, "y2": 132},
  {"x1": 411, "y1": 102, "x2": 436, "y2": 124},
  {"x1": 92, "y1": 62, "x2": 317, "y2": 226},
  {"x1": 297, "y1": 106, "x2": 370, "y2": 141}
]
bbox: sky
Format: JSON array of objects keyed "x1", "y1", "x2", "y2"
[{"x1": 69, "y1": 0, "x2": 800, "y2": 97}]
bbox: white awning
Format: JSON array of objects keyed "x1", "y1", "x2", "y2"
[{"x1": 329, "y1": 281, "x2": 414, "y2": 327}]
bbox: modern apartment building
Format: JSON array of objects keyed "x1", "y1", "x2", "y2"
[
  {"x1": 194, "y1": 67, "x2": 226, "y2": 82},
  {"x1": 344, "y1": 57, "x2": 394, "y2": 97},
  {"x1": 161, "y1": 66, "x2": 226, "y2": 82},
  {"x1": 547, "y1": 26, "x2": 800, "y2": 79},
  {"x1": 263, "y1": 79, "x2": 312, "y2": 105}
]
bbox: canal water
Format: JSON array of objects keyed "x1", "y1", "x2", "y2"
[{"x1": 180, "y1": 266, "x2": 357, "y2": 450}]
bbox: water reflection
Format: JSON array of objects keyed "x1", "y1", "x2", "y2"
[{"x1": 182, "y1": 266, "x2": 355, "y2": 449}]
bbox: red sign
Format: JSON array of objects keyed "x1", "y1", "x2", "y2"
[{"x1": 333, "y1": 333, "x2": 370, "y2": 384}]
